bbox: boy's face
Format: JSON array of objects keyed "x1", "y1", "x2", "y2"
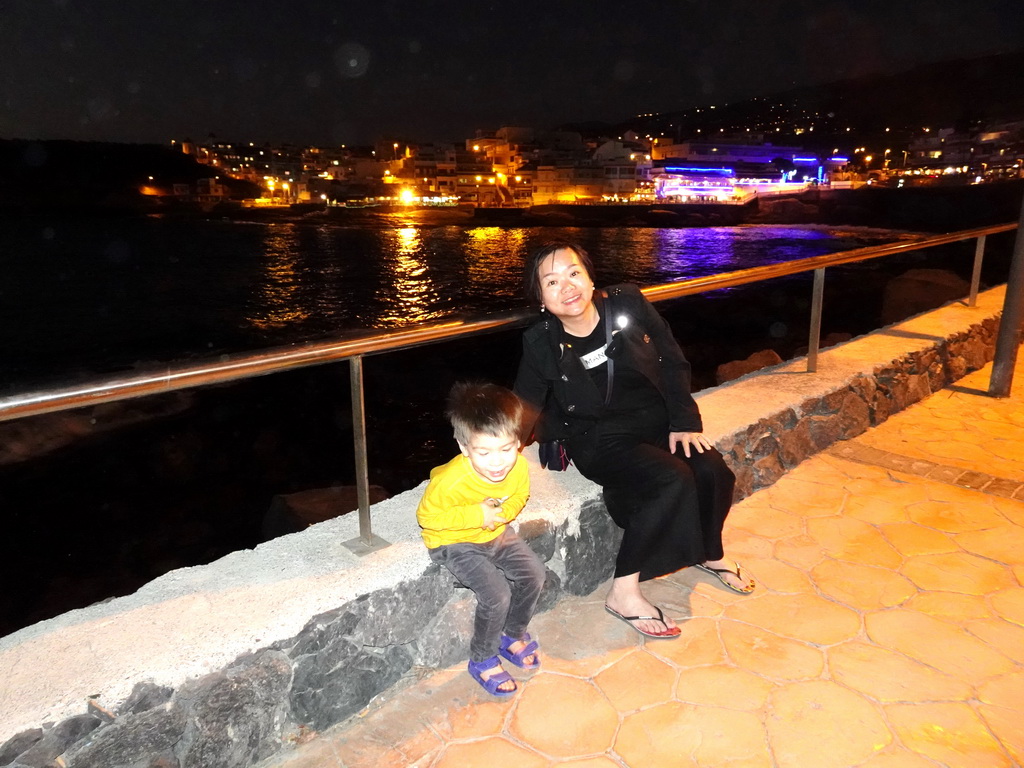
[{"x1": 458, "y1": 431, "x2": 519, "y2": 484}]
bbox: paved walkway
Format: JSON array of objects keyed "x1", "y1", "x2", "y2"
[{"x1": 260, "y1": 355, "x2": 1024, "y2": 768}]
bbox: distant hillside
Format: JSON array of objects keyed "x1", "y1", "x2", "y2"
[
  {"x1": 621, "y1": 48, "x2": 1024, "y2": 147},
  {"x1": 0, "y1": 140, "x2": 259, "y2": 211}
]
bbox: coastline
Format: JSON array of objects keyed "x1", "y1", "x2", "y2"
[
  {"x1": 2, "y1": 180, "x2": 1021, "y2": 232},
  {"x1": 166, "y1": 180, "x2": 1024, "y2": 231}
]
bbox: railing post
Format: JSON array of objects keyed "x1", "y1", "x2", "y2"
[
  {"x1": 969, "y1": 235, "x2": 986, "y2": 307},
  {"x1": 989, "y1": 197, "x2": 1024, "y2": 397},
  {"x1": 806, "y1": 267, "x2": 826, "y2": 373},
  {"x1": 343, "y1": 354, "x2": 390, "y2": 555}
]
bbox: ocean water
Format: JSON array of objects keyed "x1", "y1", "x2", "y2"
[{"x1": 0, "y1": 215, "x2": 908, "y2": 388}]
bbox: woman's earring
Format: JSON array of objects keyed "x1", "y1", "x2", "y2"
[{"x1": 540, "y1": 305, "x2": 546, "y2": 313}]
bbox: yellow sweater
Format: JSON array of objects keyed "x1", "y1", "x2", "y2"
[{"x1": 416, "y1": 453, "x2": 530, "y2": 549}]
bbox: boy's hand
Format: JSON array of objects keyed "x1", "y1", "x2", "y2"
[{"x1": 481, "y1": 498, "x2": 508, "y2": 531}]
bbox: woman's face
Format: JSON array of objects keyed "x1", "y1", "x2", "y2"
[{"x1": 537, "y1": 248, "x2": 595, "y2": 321}]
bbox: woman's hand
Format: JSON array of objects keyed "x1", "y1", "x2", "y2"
[{"x1": 669, "y1": 431, "x2": 712, "y2": 458}]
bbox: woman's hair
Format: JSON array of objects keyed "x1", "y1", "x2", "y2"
[
  {"x1": 446, "y1": 381, "x2": 525, "y2": 446},
  {"x1": 522, "y1": 241, "x2": 595, "y2": 305}
]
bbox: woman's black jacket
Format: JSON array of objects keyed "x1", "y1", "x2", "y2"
[{"x1": 513, "y1": 283, "x2": 703, "y2": 444}]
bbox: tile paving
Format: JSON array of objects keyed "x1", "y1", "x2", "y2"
[{"x1": 259, "y1": 355, "x2": 1024, "y2": 768}]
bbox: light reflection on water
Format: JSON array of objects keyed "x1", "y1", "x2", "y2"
[
  {"x1": 234, "y1": 223, "x2": 901, "y2": 342},
  {"x1": 371, "y1": 227, "x2": 446, "y2": 326},
  {"x1": 463, "y1": 227, "x2": 530, "y2": 305},
  {"x1": 246, "y1": 224, "x2": 312, "y2": 330}
]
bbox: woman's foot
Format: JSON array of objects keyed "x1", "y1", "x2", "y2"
[
  {"x1": 605, "y1": 575, "x2": 680, "y2": 637},
  {"x1": 605, "y1": 604, "x2": 680, "y2": 638},
  {"x1": 697, "y1": 558, "x2": 756, "y2": 594}
]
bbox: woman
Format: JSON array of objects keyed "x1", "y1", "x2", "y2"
[{"x1": 514, "y1": 242, "x2": 755, "y2": 639}]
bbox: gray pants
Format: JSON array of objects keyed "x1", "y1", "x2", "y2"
[{"x1": 428, "y1": 528, "x2": 546, "y2": 663}]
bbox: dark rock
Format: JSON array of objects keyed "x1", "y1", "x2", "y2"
[
  {"x1": 290, "y1": 643, "x2": 412, "y2": 730},
  {"x1": 880, "y1": 370, "x2": 924, "y2": 414},
  {"x1": 798, "y1": 396, "x2": 821, "y2": 417},
  {"x1": 347, "y1": 571, "x2": 453, "y2": 647},
  {"x1": 412, "y1": 593, "x2": 474, "y2": 668},
  {"x1": 777, "y1": 420, "x2": 817, "y2": 469},
  {"x1": 519, "y1": 518, "x2": 556, "y2": 562},
  {"x1": 279, "y1": 606, "x2": 361, "y2": 658},
  {"x1": 732, "y1": 422, "x2": 769, "y2": 462},
  {"x1": 716, "y1": 349, "x2": 784, "y2": 385},
  {"x1": 914, "y1": 348, "x2": 939, "y2": 375},
  {"x1": 0, "y1": 394, "x2": 192, "y2": 467},
  {"x1": 818, "y1": 388, "x2": 851, "y2": 414},
  {"x1": 118, "y1": 682, "x2": 174, "y2": 715},
  {"x1": 731, "y1": 460, "x2": 755, "y2": 502},
  {"x1": 808, "y1": 414, "x2": 843, "y2": 451},
  {"x1": 749, "y1": 430, "x2": 780, "y2": 462},
  {"x1": 535, "y1": 568, "x2": 563, "y2": 614},
  {"x1": 880, "y1": 268, "x2": 969, "y2": 325},
  {"x1": 765, "y1": 408, "x2": 798, "y2": 433},
  {"x1": 849, "y1": 374, "x2": 878, "y2": 405},
  {"x1": 262, "y1": 485, "x2": 390, "y2": 540},
  {"x1": 713, "y1": 429, "x2": 741, "y2": 459},
  {"x1": 870, "y1": 390, "x2": 892, "y2": 425},
  {"x1": 175, "y1": 650, "x2": 292, "y2": 768},
  {"x1": 956, "y1": 335, "x2": 990, "y2": 372},
  {"x1": 13, "y1": 715, "x2": 101, "y2": 767},
  {"x1": 837, "y1": 392, "x2": 872, "y2": 438},
  {"x1": 946, "y1": 352, "x2": 969, "y2": 381},
  {"x1": 559, "y1": 499, "x2": 622, "y2": 596},
  {"x1": 905, "y1": 373, "x2": 932, "y2": 407},
  {"x1": 922, "y1": 346, "x2": 949, "y2": 391},
  {"x1": 62, "y1": 705, "x2": 186, "y2": 768},
  {"x1": 752, "y1": 452, "x2": 785, "y2": 490},
  {"x1": 754, "y1": 198, "x2": 819, "y2": 223},
  {"x1": 0, "y1": 730, "x2": 43, "y2": 766}
]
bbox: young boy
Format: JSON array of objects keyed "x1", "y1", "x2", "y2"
[{"x1": 416, "y1": 382, "x2": 546, "y2": 696}]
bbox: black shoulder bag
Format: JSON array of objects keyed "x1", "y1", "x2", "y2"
[{"x1": 539, "y1": 305, "x2": 616, "y2": 471}]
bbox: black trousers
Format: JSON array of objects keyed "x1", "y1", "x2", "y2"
[{"x1": 570, "y1": 402, "x2": 736, "y2": 582}]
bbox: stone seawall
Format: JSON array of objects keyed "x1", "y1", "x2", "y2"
[{"x1": 0, "y1": 288, "x2": 1006, "y2": 768}]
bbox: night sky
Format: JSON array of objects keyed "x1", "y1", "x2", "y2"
[{"x1": 2, "y1": 0, "x2": 1022, "y2": 146}]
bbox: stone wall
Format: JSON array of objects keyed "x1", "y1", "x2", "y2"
[
  {"x1": 0, "y1": 295, "x2": 1003, "y2": 768},
  {"x1": 720, "y1": 320, "x2": 998, "y2": 500},
  {"x1": 0, "y1": 503, "x2": 623, "y2": 768}
]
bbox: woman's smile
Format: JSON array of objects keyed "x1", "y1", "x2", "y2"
[{"x1": 537, "y1": 247, "x2": 598, "y2": 333}]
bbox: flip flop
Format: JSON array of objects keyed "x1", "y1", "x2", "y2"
[
  {"x1": 467, "y1": 656, "x2": 517, "y2": 697},
  {"x1": 604, "y1": 604, "x2": 681, "y2": 639},
  {"x1": 695, "y1": 562, "x2": 756, "y2": 594},
  {"x1": 499, "y1": 632, "x2": 540, "y2": 669}
]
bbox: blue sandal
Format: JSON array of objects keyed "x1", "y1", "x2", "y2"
[
  {"x1": 499, "y1": 633, "x2": 540, "y2": 669},
  {"x1": 467, "y1": 656, "x2": 517, "y2": 697}
]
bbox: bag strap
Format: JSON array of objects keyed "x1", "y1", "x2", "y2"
[{"x1": 602, "y1": 295, "x2": 615, "y2": 406}]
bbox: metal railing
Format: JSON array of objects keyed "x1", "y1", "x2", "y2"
[{"x1": 1, "y1": 221, "x2": 1018, "y2": 552}]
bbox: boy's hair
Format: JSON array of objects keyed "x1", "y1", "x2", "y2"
[
  {"x1": 522, "y1": 241, "x2": 596, "y2": 305},
  {"x1": 446, "y1": 381, "x2": 524, "y2": 446}
]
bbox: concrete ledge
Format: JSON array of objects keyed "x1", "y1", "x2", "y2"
[{"x1": 0, "y1": 287, "x2": 1006, "y2": 766}]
